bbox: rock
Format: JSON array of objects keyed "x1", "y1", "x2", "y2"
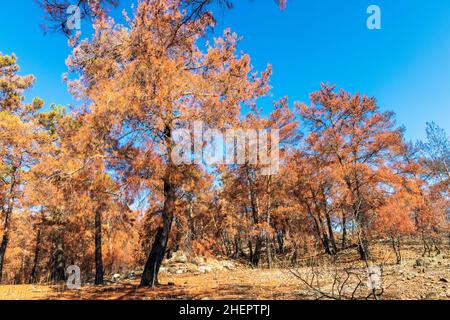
[
  {"x1": 223, "y1": 262, "x2": 235, "y2": 270},
  {"x1": 198, "y1": 266, "x2": 212, "y2": 274},
  {"x1": 176, "y1": 269, "x2": 184, "y2": 275},
  {"x1": 214, "y1": 265, "x2": 224, "y2": 271},
  {"x1": 193, "y1": 256, "x2": 206, "y2": 265},
  {"x1": 112, "y1": 274, "x2": 121, "y2": 281},
  {"x1": 439, "y1": 278, "x2": 449, "y2": 283},
  {"x1": 159, "y1": 267, "x2": 167, "y2": 274},
  {"x1": 198, "y1": 267, "x2": 206, "y2": 274},
  {"x1": 167, "y1": 267, "x2": 178, "y2": 274},
  {"x1": 170, "y1": 251, "x2": 188, "y2": 263}
]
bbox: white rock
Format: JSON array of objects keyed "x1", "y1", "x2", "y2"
[
  {"x1": 198, "y1": 266, "x2": 212, "y2": 274},
  {"x1": 159, "y1": 267, "x2": 167, "y2": 274},
  {"x1": 223, "y1": 262, "x2": 235, "y2": 270},
  {"x1": 193, "y1": 256, "x2": 206, "y2": 265},
  {"x1": 170, "y1": 251, "x2": 188, "y2": 263}
]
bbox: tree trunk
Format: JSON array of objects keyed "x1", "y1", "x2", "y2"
[
  {"x1": 291, "y1": 242, "x2": 298, "y2": 268},
  {"x1": 50, "y1": 231, "x2": 66, "y2": 282},
  {"x1": 94, "y1": 206, "x2": 104, "y2": 285},
  {"x1": 139, "y1": 188, "x2": 175, "y2": 287},
  {"x1": 0, "y1": 177, "x2": 15, "y2": 284},
  {"x1": 341, "y1": 212, "x2": 347, "y2": 249},
  {"x1": 29, "y1": 213, "x2": 45, "y2": 284},
  {"x1": 0, "y1": 208, "x2": 12, "y2": 284},
  {"x1": 233, "y1": 234, "x2": 240, "y2": 259},
  {"x1": 307, "y1": 198, "x2": 334, "y2": 256},
  {"x1": 188, "y1": 198, "x2": 195, "y2": 241},
  {"x1": 277, "y1": 230, "x2": 285, "y2": 254},
  {"x1": 325, "y1": 211, "x2": 337, "y2": 255},
  {"x1": 321, "y1": 188, "x2": 337, "y2": 255},
  {"x1": 0, "y1": 230, "x2": 10, "y2": 284},
  {"x1": 140, "y1": 136, "x2": 176, "y2": 287},
  {"x1": 266, "y1": 237, "x2": 273, "y2": 269},
  {"x1": 358, "y1": 239, "x2": 370, "y2": 261},
  {"x1": 266, "y1": 175, "x2": 273, "y2": 268},
  {"x1": 251, "y1": 237, "x2": 263, "y2": 267},
  {"x1": 391, "y1": 237, "x2": 401, "y2": 265},
  {"x1": 248, "y1": 240, "x2": 254, "y2": 264}
]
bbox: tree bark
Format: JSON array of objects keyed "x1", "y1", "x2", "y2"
[
  {"x1": 29, "y1": 212, "x2": 45, "y2": 284},
  {"x1": 251, "y1": 237, "x2": 263, "y2": 267},
  {"x1": 50, "y1": 231, "x2": 66, "y2": 282},
  {"x1": 139, "y1": 178, "x2": 175, "y2": 287},
  {"x1": 320, "y1": 188, "x2": 337, "y2": 255},
  {"x1": 0, "y1": 177, "x2": 16, "y2": 284},
  {"x1": 233, "y1": 234, "x2": 241, "y2": 259},
  {"x1": 95, "y1": 205, "x2": 104, "y2": 285},
  {"x1": 341, "y1": 211, "x2": 347, "y2": 249},
  {"x1": 324, "y1": 210, "x2": 337, "y2": 254},
  {"x1": 276, "y1": 230, "x2": 285, "y2": 254},
  {"x1": 0, "y1": 216, "x2": 10, "y2": 284},
  {"x1": 391, "y1": 236, "x2": 401, "y2": 265},
  {"x1": 358, "y1": 239, "x2": 370, "y2": 261},
  {"x1": 266, "y1": 175, "x2": 273, "y2": 269},
  {"x1": 140, "y1": 125, "x2": 176, "y2": 287},
  {"x1": 248, "y1": 240, "x2": 254, "y2": 264}
]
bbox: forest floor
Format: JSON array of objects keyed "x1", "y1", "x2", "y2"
[{"x1": 1, "y1": 242, "x2": 450, "y2": 300}]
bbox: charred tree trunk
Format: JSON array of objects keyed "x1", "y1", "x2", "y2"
[
  {"x1": 320, "y1": 188, "x2": 337, "y2": 255},
  {"x1": 139, "y1": 181, "x2": 175, "y2": 287},
  {"x1": 391, "y1": 236, "x2": 401, "y2": 265},
  {"x1": 248, "y1": 240, "x2": 254, "y2": 264},
  {"x1": 325, "y1": 211, "x2": 337, "y2": 255},
  {"x1": 316, "y1": 213, "x2": 333, "y2": 256},
  {"x1": 233, "y1": 234, "x2": 241, "y2": 259},
  {"x1": 188, "y1": 197, "x2": 195, "y2": 241},
  {"x1": 277, "y1": 230, "x2": 285, "y2": 254},
  {"x1": 94, "y1": 205, "x2": 104, "y2": 285},
  {"x1": 251, "y1": 237, "x2": 263, "y2": 267},
  {"x1": 0, "y1": 230, "x2": 10, "y2": 284},
  {"x1": 50, "y1": 231, "x2": 66, "y2": 282},
  {"x1": 29, "y1": 212, "x2": 45, "y2": 284},
  {"x1": 266, "y1": 175, "x2": 273, "y2": 269},
  {"x1": 358, "y1": 239, "x2": 370, "y2": 261},
  {"x1": 0, "y1": 177, "x2": 16, "y2": 284},
  {"x1": 266, "y1": 237, "x2": 273, "y2": 269},
  {"x1": 140, "y1": 126, "x2": 176, "y2": 288},
  {"x1": 291, "y1": 243, "x2": 298, "y2": 268},
  {"x1": 0, "y1": 209, "x2": 12, "y2": 284},
  {"x1": 307, "y1": 200, "x2": 335, "y2": 256},
  {"x1": 223, "y1": 231, "x2": 232, "y2": 257},
  {"x1": 341, "y1": 212, "x2": 347, "y2": 249}
]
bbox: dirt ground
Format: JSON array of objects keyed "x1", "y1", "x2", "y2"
[{"x1": 1, "y1": 243, "x2": 450, "y2": 300}]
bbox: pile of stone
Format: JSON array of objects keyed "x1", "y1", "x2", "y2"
[
  {"x1": 106, "y1": 251, "x2": 239, "y2": 282},
  {"x1": 159, "y1": 251, "x2": 237, "y2": 275}
]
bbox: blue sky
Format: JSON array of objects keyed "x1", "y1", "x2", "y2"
[{"x1": 1, "y1": 0, "x2": 449, "y2": 141}]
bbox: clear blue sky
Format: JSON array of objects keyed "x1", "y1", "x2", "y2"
[{"x1": 1, "y1": 0, "x2": 449, "y2": 141}]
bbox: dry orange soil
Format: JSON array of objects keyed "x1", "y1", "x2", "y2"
[{"x1": 1, "y1": 259, "x2": 449, "y2": 300}]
